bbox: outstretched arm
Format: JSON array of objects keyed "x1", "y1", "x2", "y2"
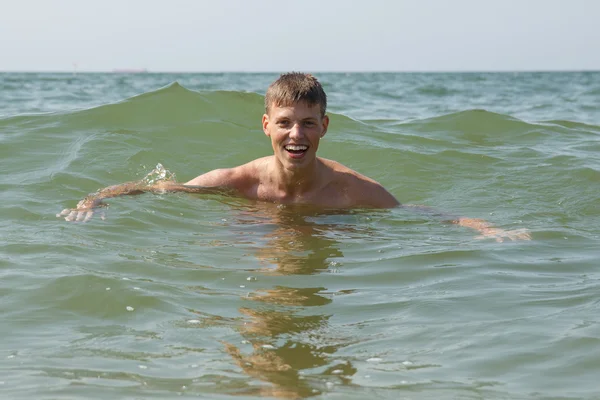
[
  {"x1": 58, "y1": 166, "x2": 246, "y2": 222},
  {"x1": 453, "y1": 216, "x2": 530, "y2": 242},
  {"x1": 57, "y1": 180, "x2": 229, "y2": 222},
  {"x1": 402, "y1": 204, "x2": 531, "y2": 242}
]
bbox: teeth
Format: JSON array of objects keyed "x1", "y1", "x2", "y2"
[{"x1": 285, "y1": 145, "x2": 308, "y2": 151}]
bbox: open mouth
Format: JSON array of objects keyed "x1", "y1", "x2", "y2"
[{"x1": 284, "y1": 144, "x2": 308, "y2": 157}]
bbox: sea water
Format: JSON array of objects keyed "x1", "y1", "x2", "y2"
[{"x1": 1, "y1": 71, "x2": 599, "y2": 399}]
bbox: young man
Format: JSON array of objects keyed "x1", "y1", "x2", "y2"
[{"x1": 58, "y1": 73, "x2": 529, "y2": 241}]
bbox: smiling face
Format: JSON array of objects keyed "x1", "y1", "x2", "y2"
[{"x1": 262, "y1": 101, "x2": 329, "y2": 171}]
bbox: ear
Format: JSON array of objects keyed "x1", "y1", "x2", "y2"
[
  {"x1": 321, "y1": 115, "x2": 329, "y2": 138},
  {"x1": 262, "y1": 114, "x2": 270, "y2": 137}
]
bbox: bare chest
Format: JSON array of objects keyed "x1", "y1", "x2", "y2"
[{"x1": 251, "y1": 180, "x2": 353, "y2": 207}]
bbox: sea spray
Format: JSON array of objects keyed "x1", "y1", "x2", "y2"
[{"x1": 141, "y1": 163, "x2": 176, "y2": 185}]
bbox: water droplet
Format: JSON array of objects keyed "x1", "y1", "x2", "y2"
[
  {"x1": 133, "y1": 287, "x2": 140, "y2": 290},
  {"x1": 366, "y1": 357, "x2": 382, "y2": 363},
  {"x1": 331, "y1": 369, "x2": 343, "y2": 374},
  {"x1": 126, "y1": 306, "x2": 134, "y2": 311},
  {"x1": 138, "y1": 365, "x2": 147, "y2": 369},
  {"x1": 240, "y1": 285, "x2": 245, "y2": 288},
  {"x1": 246, "y1": 276, "x2": 256, "y2": 281},
  {"x1": 105, "y1": 287, "x2": 111, "y2": 291},
  {"x1": 325, "y1": 381, "x2": 334, "y2": 389},
  {"x1": 402, "y1": 360, "x2": 413, "y2": 366},
  {"x1": 261, "y1": 344, "x2": 275, "y2": 350},
  {"x1": 187, "y1": 319, "x2": 200, "y2": 324}
]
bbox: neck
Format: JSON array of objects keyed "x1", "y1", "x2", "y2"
[{"x1": 269, "y1": 157, "x2": 323, "y2": 197}]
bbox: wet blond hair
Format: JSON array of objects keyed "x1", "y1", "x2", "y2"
[{"x1": 265, "y1": 72, "x2": 327, "y2": 117}]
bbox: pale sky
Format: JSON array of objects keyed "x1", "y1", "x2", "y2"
[{"x1": 1, "y1": 0, "x2": 598, "y2": 72}]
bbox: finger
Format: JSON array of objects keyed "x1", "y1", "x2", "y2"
[
  {"x1": 57, "y1": 208, "x2": 71, "y2": 217},
  {"x1": 508, "y1": 229, "x2": 531, "y2": 241},
  {"x1": 65, "y1": 210, "x2": 78, "y2": 222},
  {"x1": 83, "y1": 211, "x2": 94, "y2": 223},
  {"x1": 517, "y1": 230, "x2": 532, "y2": 240},
  {"x1": 76, "y1": 211, "x2": 87, "y2": 222},
  {"x1": 99, "y1": 210, "x2": 106, "y2": 221}
]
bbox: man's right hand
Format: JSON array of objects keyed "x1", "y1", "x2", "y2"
[{"x1": 57, "y1": 197, "x2": 106, "y2": 222}]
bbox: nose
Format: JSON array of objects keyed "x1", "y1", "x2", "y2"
[{"x1": 289, "y1": 122, "x2": 304, "y2": 139}]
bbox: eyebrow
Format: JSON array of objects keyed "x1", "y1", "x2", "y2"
[
  {"x1": 274, "y1": 115, "x2": 318, "y2": 123},
  {"x1": 275, "y1": 116, "x2": 317, "y2": 120}
]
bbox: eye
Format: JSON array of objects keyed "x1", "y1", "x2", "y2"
[
  {"x1": 277, "y1": 120, "x2": 290, "y2": 127},
  {"x1": 304, "y1": 121, "x2": 316, "y2": 127}
]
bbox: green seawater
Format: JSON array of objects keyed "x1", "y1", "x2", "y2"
[{"x1": 1, "y1": 72, "x2": 599, "y2": 399}]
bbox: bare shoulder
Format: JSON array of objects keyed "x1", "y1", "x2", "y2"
[
  {"x1": 320, "y1": 158, "x2": 400, "y2": 208},
  {"x1": 184, "y1": 157, "x2": 268, "y2": 189}
]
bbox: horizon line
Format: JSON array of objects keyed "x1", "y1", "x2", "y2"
[{"x1": 1, "y1": 68, "x2": 599, "y2": 74}]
